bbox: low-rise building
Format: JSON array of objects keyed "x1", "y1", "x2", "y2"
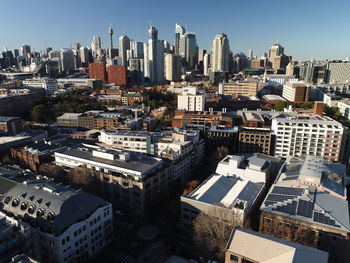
[
  {"x1": 56, "y1": 113, "x2": 82, "y2": 127},
  {"x1": 177, "y1": 87, "x2": 205, "y2": 111},
  {"x1": 57, "y1": 78, "x2": 102, "y2": 89},
  {"x1": 238, "y1": 127, "x2": 274, "y2": 155},
  {"x1": 181, "y1": 154, "x2": 281, "y2": 226},
  {"x1": 282, "y1": 81, "x2": 311, "y2": 102},
  {"x1": 0, "y1": 88, "x2": 45, "y2": 117},
  {"x1": 0, "y1": 116, "x2": 23, "y2": 135},
  {"x1": 172, "y1": 110, "x2": 233, "y2": 130},
  {"x1": 337, "y1": 99, "x2": 350, "y2": 120},
  {"x1": 218, "y1": 81, "x2": 258, "y2": 97},
  {"x1": 54, "y1": 145, "x2": 172, "y2": 215},
  {"x1": 23, "y1": 77, "x2": 58, "y2": 95},
  {"x1": 0, "y1": 180, "x2": 113, "y2": 263},
  {"x1": 260, "y1": 156, "x2": 350, "y2": 263},
  {"x1": 225, "y1": 227, "x2": 328, "y2": 263}
]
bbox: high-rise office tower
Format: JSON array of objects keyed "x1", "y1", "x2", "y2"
[
  {"x1": 80, "y1": 47, "x2": 90, "y2": 65},
  {"x1": 91, "y1": 36, "x2": 101, "y2": 57},
  {"x1": 60, "y1": 49, "x2": 75, "y2": 73},
  {"x1": 179, "y1": 32, "x2": 197, "y2": 69},
  {"x1": 268, "y1": 43, "x2": 284, "y2": 63},
  {"x1": 143, "y1": 42, "x2": 150, "y2": 79},
  {"x1": 248, "y1": 48, "x2": 253, "y2": 59},
  {"x1": 147, "y1": 26, "x2": 164, "y2": 83},
  {"x1": 174, "y1": 23, "x2": 186, "y2": 55},
  {"x1": 21, "y1": 44, "x2": 31, "y2": 62},
  {"x1": 211, "y1": 33, "x2": 230, "y2": 72},
  {"x1": 13, "y1": 49, "x2": 19, "y2": 58},
  {"x1": 198, "y1": 49, "x2": 206, "y2": 73},
  {"x1": 108, "y1": 26, "x2": 114, "y2": 49},
  {"x1": 198, "y1": 49, "x2": 206, "y2": 64},
  {"x1": 204, "y1": 53, "x2": 210, "y2": 76},
  {"x1": 130, "y1": 40, "x2": 144, "y2": 59},
  {"x1": 119, "y1": 34, "x2": 130, "y2": 66},
  {"x1": 72, "y1": 42, "x2": 81, "y2": 51},
  {"x1": 165, "y1": 53, "x2": 182, "y2": 81}
]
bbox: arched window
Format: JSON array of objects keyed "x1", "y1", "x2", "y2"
[
  {"x1": 20, "y1": 202, "x2": 28, "y2": 211},
  {"x1": 28, "y1": 205, "x2": 36, "y2": 214},
  {"x1": 12, "y1": 198, "x2": 19, "y2": 207}
]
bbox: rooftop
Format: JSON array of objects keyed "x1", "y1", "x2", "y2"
[
  {"x1": 261, "y1": 185, "x2": 350, "y2": 233},
  {"x1": 226, "y1": 227, "x2": 328, "y2": 263},
  {"x1": 2, "y1": 180, "x2": 107, "y2": 236},
  {"x1": 0, "y1": 116, "x2": 20, "y2": 122},
  {"x1": 185, "y1": 173, "x2": 264, "y2": 211},
  {"x1": 56, "y1": 146, "x2": 163, "y2": 176}
]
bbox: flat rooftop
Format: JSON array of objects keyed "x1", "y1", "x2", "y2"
[
  {"x1": 184, "y1": 173, "x2": 264, "y2": 210},
  {"x1": 57, "y1": 147, "x2": 163, "y2": 175}
]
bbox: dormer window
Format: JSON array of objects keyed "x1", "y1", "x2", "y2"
[
  {"x1": 20, "y1": 202, "x2": 28, "y2": 211},
  {"x1": 28, "y1": 205, "x2": 36, "y2": 214},
  {"x1": 12, "y1": 198, "x2": 19, "y2": 207},
  {"x1": 37, "y1": 208, "x2": 45, "y2": 217},
  {"x1": 4, "y1": 196, "x2": 12, "y2": 204},
  {"x1": 47, "y1": 212, "x2": 55, "y2": 221}
]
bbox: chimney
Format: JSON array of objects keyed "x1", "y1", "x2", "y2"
[{"x1": 313, "y1": 102, "x2": 324, "y2": 115}]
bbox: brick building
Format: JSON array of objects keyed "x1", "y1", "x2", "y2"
[
  {"x1": 89, "y1": 63, "x2": 107, "y2": 82},
  {"x1": 107, "y1": 65, "x2": 128, "y2": 86}
]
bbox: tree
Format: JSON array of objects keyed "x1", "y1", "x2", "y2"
[
  {"x1": 38, "y1": 163, "x2": 67, "y2": 183},
  {"x1": 67, "y1": 166, "x2": 96, "y2": 193},
  {"x1": 193, "y1": 207, "x2": 241, "y2": 261},
  {"x1": 31, "y1": 104, "x2": 56, "y2": 123}
]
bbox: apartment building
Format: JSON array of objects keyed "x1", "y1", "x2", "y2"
[
  {"x1": 238, "y1": 127, "x2": 274, "y2": 155},
  {"x1": 177, "y1": 87, "x2": 205, "y2": 111},
  {"x1": 0, "y1": 180, "x2": 113, "y2": 263},
  {"x1": 98, "y1": 129, "x2": 205, "y2": 183},
  {"x1": 0, "y1": 88, "x2": 45, "y2": 116},
  {"x1": 55, "y1": 145, "x2": 172, "y2": 215},
  {"x1": 271, "y1": 113, "x2": 346, "y2": 162},
  {"x1": 218, "y1": 81, "x2": 258, "y2": 97}
]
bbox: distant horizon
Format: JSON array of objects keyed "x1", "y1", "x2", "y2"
[{"x1": 1, "y1": 0, "x2": 349, "y2": 61}]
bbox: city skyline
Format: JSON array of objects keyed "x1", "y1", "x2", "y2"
[{"x1": 1, "y1": 0, "x2": 350, "y2": 61}]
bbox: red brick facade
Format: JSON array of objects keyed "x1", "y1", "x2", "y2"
[
  {"x1": 107, "y1": 65, "x2": 128, "y2": 86},
  {"x1": 89, "y1": 63, "x2": 107, "y2": 82}
]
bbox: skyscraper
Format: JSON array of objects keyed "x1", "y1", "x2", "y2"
[
  {"x1": 130, "y1": 40, "x2": 144, "y2": 58},
  {"x1": 165, "y1": 53, "x2": 181, "y2": 81},
  {"x1": 204, "y1": 53, "x2": 210, "y2": 76},
  {"x1": 179, "y1": 32, "x2": 198, "y2": 69},
  {"x1": 174, "y1": 23, "x2": 186, "y2": 55},
  {"x1": 60, "y1": 49, "x2": 75, "y2": 73},
  {"x1": 80, "y1": 47, "x2": 90, "y2": 65},
  {"x1": 119, "y1": 34, "x2": 130, "y2": 66},
  {"x1": 248, "y1": 48, "x2": 253, "y2": 59},
  {"x1": 211, "y1": 33, "x2": 230, "y2": 72},
  {"x1": 147, "y1": 26, "x2": 164, "y2": 83},
  {"x1": 21, "y1": 44, "x2": 31, "y2": 63},
  {"x1": 268, "y1": 43, "x2": 284, "y2": 63},
  {"x1": 91, "y1": 36, "x2": 101, "y2": 57}
]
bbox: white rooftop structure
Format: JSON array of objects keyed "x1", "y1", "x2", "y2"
[{"x1": 226, "y1": 227, "x2": 328, "y2": 263}]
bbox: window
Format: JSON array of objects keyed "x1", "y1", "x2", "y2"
[{"x1": 230, "y1": 254, "x2": 238, "y2": 262}]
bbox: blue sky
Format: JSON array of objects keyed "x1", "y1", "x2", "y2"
[{"x1": 1, "y1": 0, "x2": 349, "y2": 60}]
